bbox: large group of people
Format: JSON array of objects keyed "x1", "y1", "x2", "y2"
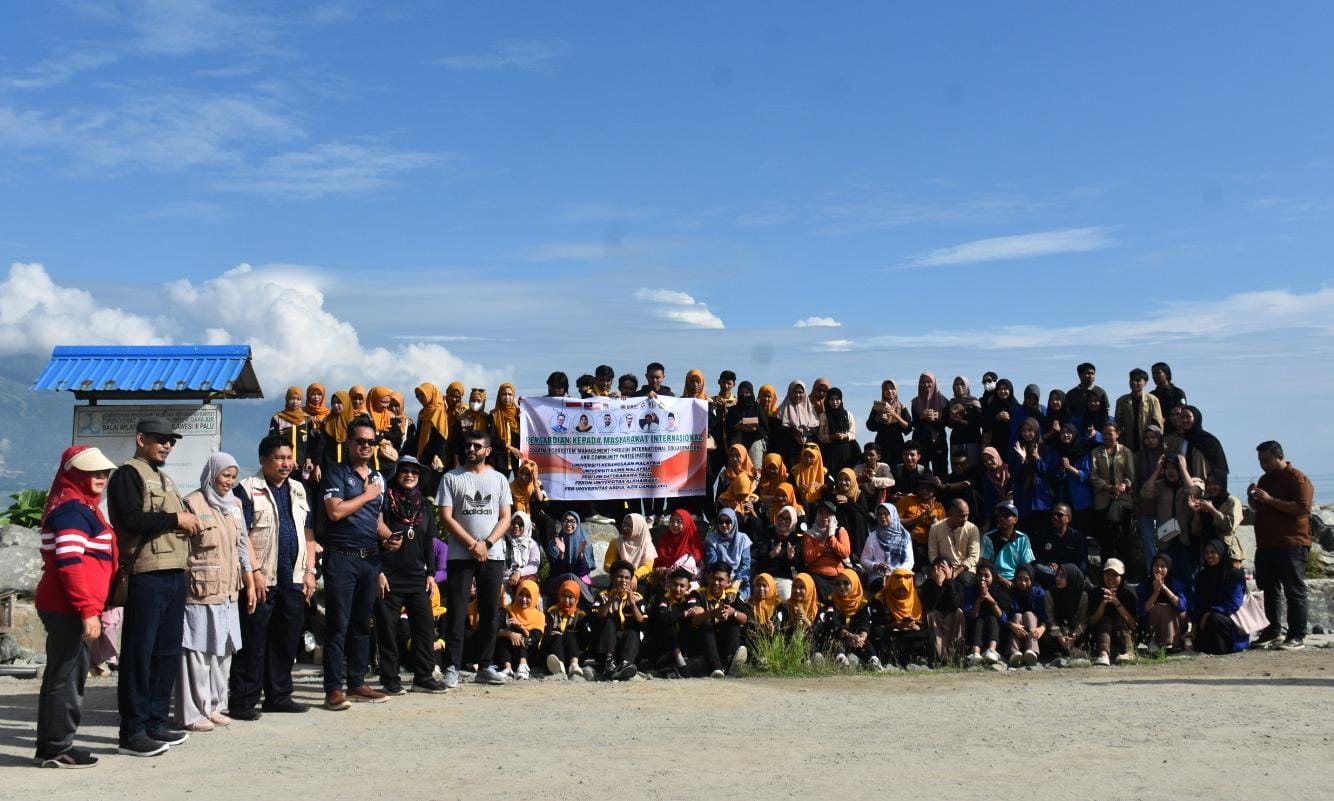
[{"x1": 30, "y1": 360, "x2": 1317, "y2": 770}]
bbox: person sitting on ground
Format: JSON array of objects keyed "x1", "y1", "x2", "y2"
[
  {"x1": 647, "y1": 568, "x2": 695, "y2": 676},
  {"x1": 802, "y1": 500, "x2": 851, "y2": 600},
  {"x1": 685, "y1": 562, "x2": 752, "y2": 678},
  {"x1": 1088, "y1": 558, "x2": 1137, "y2": 666},
  {"x1": 542, "y1": 579, "x2": 588, "y2": 681},
  {"x1": 503, "y1": 511, "x2": 542, "y2": 592},
  {"x1": 747, "y1": 573, "x2": 785, "y2": 640},
  {"x1": 1188, "y1": 471, "x2": 1245, "y2": 572},
  {"x1": 1005, "y1": 564, "x2": 1046, "y2": 667},
  {"x1": 1190, "y1": 539, "x2": 1249, "y2": 655},
  {"x1": 604, "y1": 513, "x2": 657, "y2": 587},
  {"x1": 494, "y1": 579, "x2": 545, "y2": 680},
  {"x1": 870, "y1": 567, "x2": 927, "y2": 668},
  {"x1": 589, "y1": 560, "x2": 647, "y2": 681},
  {"x1": 861, "y1": 502, "x2": 915, "y2": 586},
  {"x1": 921, "y1": 556, "x2": 966, "y2": 664},
  {"x1": 963, "y1": 562, "x2": 1010, "y2": 666},
  {"x1": 1136, "y1": 552, "x2": 1188, "y2": 652},
  {"x1": 652, "y1": 509, "x2": 704, "y2": 585},
  {"x1": 817, "y1": 568, "x2": 878, "y2": 669},
  {"x1": 1041, "y1": 563, "x2": 1089, "y2": 662},
  {"x1": 753, "y1": 505, "x2": 804, "y2": 598},
  {"x1": 782, "y1": 572, "x2": 825, "y2": 639}
]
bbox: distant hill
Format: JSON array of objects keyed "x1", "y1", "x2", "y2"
[{"x1": 0, "y1": 357, "x2": 279, "y2": 496}]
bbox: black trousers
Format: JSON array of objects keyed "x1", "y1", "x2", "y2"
[
  {"x1": 445, "y1": 559, "x2": 504, "y2": 669},
  {"x1": 593, "y1": 617, "x2": 641, "y2": 664},
  {"x1": 230, "y1": 584, "x2": 305, "y2": 712},
  {"x1": 36, "y1": 611, "x2": 90, "y2": 756},
  {"x1": 542, "y1": 630, "x2": 582, "y2": 665},
  {"x1": 1255, "y1": 546, "x2": 1309, "y2": 639},
  {"x1": 374, "y1": 587, "x2": 435, "y2": 684},
  {"x1": 693, "y1": 620, "x2": 743, "y2": 671},
  {"x1": 492, "y1": 628, "x2": 542, "y2": 667},
  {"x1": 649, "y1": 612, "x2": 684, "y2": 656},
  {"x1": 969, "y1": 614, "x2": 1000, "y2": 648},
  {"x1": 118, "y1": 569, "x2": 185, "y2": 739}
]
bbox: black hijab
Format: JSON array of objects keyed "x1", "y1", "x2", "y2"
[
  {"x1": 1194, "y1": 538, "x2": 1244, "y2": 612},
  {"x1": 1051, "y1": 562, "x2": 1086, "y2": 626},
  {"x1": 824, "y1": 387, "x2": 851, "y2": 436},
  {"x1": 1183, "y1": 405, "x2": 1229, "y2": 475}
]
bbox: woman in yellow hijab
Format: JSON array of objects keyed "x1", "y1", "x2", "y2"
[
  {"x1": 367, "y1": 386, "x2": 395, "y2": 433},
  {"x1": 871, "y1": 567, "x2": 928, "y2": 668},
  {"x1": 495, "y1": 579, "x2": 545, "y2": 680},
  {"x1": 542, "y1": 579, "x2": 586, "y2": 679},
  {"x1": 347, "y1": 385, "x2": 369, "y2": 421},
  {"x1": 784, "y1": 573, "x2": 822, "y2": 632},
  {"x1": 303, "y1": 383, "x2": 330, "y2": 422},
  {"x1": 413, "y1": 383, "x2": 451, "y2": 473},
  {"x1": 491, "y1": 382, "x2": 522, "y2": 474},
  {"x1": 749, "y1": 573, "x2": 783, "y2": 634},
  {"x1": 320, "y1": 390, "x2": 356, "y2": 467},
  {"x1": 717, "y1": 444, "x2": 759, "y2": 510},
  {"x1": 825, "y1": 567, "x2": 880, "y2": 669},
  {"x1": 270, "y1": 386, "x2": 318, "y2": 470},
  {"x1": 790, "y1": 442, "x2": 827, "y2": 506}
]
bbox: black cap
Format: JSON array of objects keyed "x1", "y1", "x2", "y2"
[
  {"x1": 396, "y1": 454, "x2": 424, "y2": 469},
  {"x1": 136, "y1": 417, "x2": 180, "y2": 439}
]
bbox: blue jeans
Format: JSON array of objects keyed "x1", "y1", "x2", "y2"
[
  {"x1": 322, "y1": 551, "x2": 380, "y2": 692},
  {"x1": 1138, "y1": 515, "x2": 1158, "y2": 568},
  {"x1": 118, "y1": 570, "x2": 186, "y2": 739}
]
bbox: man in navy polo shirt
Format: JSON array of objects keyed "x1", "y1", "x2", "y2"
[{"x1": 320, "y1": 419, "x2": 399, "y2": 710}]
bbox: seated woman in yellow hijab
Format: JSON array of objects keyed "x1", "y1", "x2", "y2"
[
  {"x1": 870, "y1": 568, "x2": 930, "y2": 669},
  {"x1": 814, "y1": 568, "x2": 880, "y2": 669},
  {"x1": 717, "y1": 444, "x2": 759, "y2": 510},
  {"x1": 790, "y1": 442, "x2": 828, "y2": 510}
]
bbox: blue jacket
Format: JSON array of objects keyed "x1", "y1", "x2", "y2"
[
  {"x1": 1042, "y1": 449, "x2": 1094, "y2": 511},
  {"x1": 1008, "y1": 452, "x2": 1052, "y2": 517}
]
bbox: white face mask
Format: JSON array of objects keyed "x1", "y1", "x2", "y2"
[
  {"x1": 469, "y1": 401, "x2": 483, "y2": 411},
  {"x1": 983, "y1": 381, "x2": 997, "y2": 392}
]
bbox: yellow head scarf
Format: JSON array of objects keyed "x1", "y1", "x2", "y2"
[
  {"x1": 751, "y1": 573, "x2": 780, "y2": 626},
  {"x1": 303, "y1": 382, "x2": 330, "y2": 422},
  {"x1": 757, "y1": 384, "x2": 779, "y2": 416},
  {"x1": 491, "y1": 382, "x2": 520, "y2": 445},
  {"x1": 275, "y1": 385, "x2": 308, "y2": 425},
  {"x1": 367, "y1": 385, "x2": 394, "y2": 432},
  {"x1": 791, "y1": 443, "x2": 827, "y2": 504},
  {"x1": 415, "y1": 383, "x2": 450, "y2": 459},
  {"x1": 348, "y1": 385, "x2": 368, "y2": 417},
  {"x1": 324, "y1": 390, "x2": 355, "y2": 444},
  {"x1": 507, "y1": 579, "x2": 546, "y2": 632},
  {"x1": 837, "y1": 467, "x2": 861, "y2": 503},
  {"x1": 511, "y1": 459, "x2": 541, "y2": 514},
  {"x1": 832, "y1": 567, "x2": 865, "y2": 618},
  {"x1": 684, "y1": 369, "x2": 708, "y2": 400},
  {"x1": 788, "y1": 573, "x2": 821, "y2": 624},
  {"x1": 881, "y1": 567, "x2": 923, "y2": 622}
]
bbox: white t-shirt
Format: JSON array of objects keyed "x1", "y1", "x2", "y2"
[{"x1": 437, "y1": 467, "x2": 513, "y2": 561}]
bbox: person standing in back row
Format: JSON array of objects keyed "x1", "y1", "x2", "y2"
[
  {"x1": 107, "y1": 417, "x2": 201, "y2": 757},
  {"x1": 1249, "y1": 440, "x2": 1315, "y2": 651},
  {"x1": 438, "y1": 428, "x2": 514, "y2": 687}
]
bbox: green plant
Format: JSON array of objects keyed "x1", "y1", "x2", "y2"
[
  {"x1": 745, "y1": 626, "x2": 857, "y2": 677},
  {"x1": 0, "y1": 489, "x2": 47, "y2": 528}
]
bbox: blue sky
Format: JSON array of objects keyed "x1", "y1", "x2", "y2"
[{"x1": 2, "y1": 1, "x2": 1333, "y2": 494}]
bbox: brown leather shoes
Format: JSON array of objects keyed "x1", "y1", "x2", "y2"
[
  {"x1": 324, "y1": 690, "x2": 350, "y2": 711},
  {"x1": 346, "y1": 684, "x2": 388, "y2": 703}
]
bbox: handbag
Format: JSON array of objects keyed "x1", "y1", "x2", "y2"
[
  {"x1": 108, "y1": 536, "x2": 151, "y2": 609},
  {"x1": 1230, "y1": 592, "x2": 1270, "y2": 637},
  {"x1": 1155, "y1": 518, "x2": 1181, "y2": 545}
]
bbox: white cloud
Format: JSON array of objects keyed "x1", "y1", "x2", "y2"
[
  {"x1": 125, "y1": 0, "x2": 277, "y2": 57},
  {"x1": 634, "y1": 288, "x2": 725, "y2": 329},
  {"x1": 432, "y1": 40, "x2": 568, "y2": 71},
  {"x1": 0, "y1": 50, "x2": 120, "y2": 90},
  {"x1": 820, "y1": 286, "x2": 1334, "y2": 352},
  {"x1": 0, "y1": 261, "x2": 498, "y2": 397},
  {"x1": 216, "y1": 142, "x2": 453, "y2": 198},
  {"x1": 900, "y1": 226, "x2": 1116, "y2": 270},
  {"x1": 0, "y1": 263, "x2": 168, "y2": 355},
  {"x1": 817, "y1": 339, "x2": 854, "y2": 352},
  {"x1": 794, "y1": 316, "x2": 841, "y2": 328},
  {"x1": 513, "y1": 241, "x2": 620, "y2": 263}
]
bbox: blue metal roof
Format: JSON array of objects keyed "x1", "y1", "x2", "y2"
[{"x1": 33, "y1": 345, "x2": 264, "y2": 399}]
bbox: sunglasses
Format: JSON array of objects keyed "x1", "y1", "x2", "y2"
[
  {"x1": 464, "y1": 443, "x2": 487, "y2": 450},
  {"x1": 148, "y1": 434, "x2": 177, "y2": 445},
  {"x1": 352, "y1": 438, "x2": 377, "y2": 446},
  {"x1": 398, "y1": 468, "x2": 421, "y2": 476}
]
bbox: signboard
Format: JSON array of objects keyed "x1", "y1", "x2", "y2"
[
  {"x1": 520, "y1": 396, "x2": 708, "y2": 501},
  {"x1": 72, "y1": 404, "x2": 222, "y2": 495}
]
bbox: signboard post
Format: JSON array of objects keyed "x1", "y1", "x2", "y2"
[{"x1": 71, "y1": 404, "x2": 221, "y2": 494}]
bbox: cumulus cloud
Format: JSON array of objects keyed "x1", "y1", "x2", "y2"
[
  {"x1": 431, "y1": 40, "x2": 568, "y2": 71},
  {"x1": 0, "y1": 262, "x2": 499, "y2": 396},
  {"x1": 634, "y1": 288, "x2": 725, "y2": 329},
  {"x1": 0, "y1": 263, "x2": 168, "y2": 355},
  {"x1": 900, "y1": 226, "x2": 1116, "y2": 270},
  {"x1": 794, "y1": 316, "x2": 841, "y2": 328}
]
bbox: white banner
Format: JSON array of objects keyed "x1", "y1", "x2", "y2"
[
  {"x1": 71, "y1": 404, "x2": 222, "y2": 494},
  {"x1": 520, "y1": 396, "x2": 708, "y2": 501}
]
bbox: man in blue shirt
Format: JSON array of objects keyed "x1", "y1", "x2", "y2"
[
  {"x1": 980, "y1": 501, "x2": 1036, "y2": 589},
  {"x1": 320, "y1": 420, "x2": 398, "y2": 710}
]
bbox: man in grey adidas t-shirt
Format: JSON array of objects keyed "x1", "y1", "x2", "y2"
[{"x1": 437, "y1": 428, "x2": 513, "y2": 686}]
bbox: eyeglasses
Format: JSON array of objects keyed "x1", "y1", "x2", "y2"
[
  {"x1": 352, "y1": 438, "x2": 377, "y2": 446},
  {"x1": 464, "y1": 443, "x2": 487, "y2": 450},
  {"x1": 398, "y1": 468, "x2": 420, "y2": 476},
  {"x1": 717, "y1": 519, "x2": 734, "y2": 527},
  {"x1": 149, "y1": 434, "x2": 177, "y2": 445}
]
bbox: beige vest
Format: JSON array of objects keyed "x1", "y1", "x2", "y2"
[
  {"x1": 122, "y1": 457, "x2": 189, "y2": 573},
  {"x1": 237, "y1": 474, "x2": 311, "y2": 586},
  {"x1": 183, "y1": 491, "x2": 245, "y2": 605}
]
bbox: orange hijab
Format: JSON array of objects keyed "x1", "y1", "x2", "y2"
[
  {"x1": 684, "y1": 369, "x2": 708, "y2": 400},
  {"x1": 751, "y1": 573, "x2": 780, "y2": 626},
  {"x1": 491, "y1": 382, "x2": 521, "y2": 445},
  {"x1": 274, "y1": 385, "x2": 308, "y2": 425},
  {"x1": 507, "y1": 579, "x2": 546, "y2": 632},
  {"x1": 757, "y1": 384, "x2": 779, "y2": 416},
  {"x1": 832, "y1": 567, "x2": 865, "y2": 617},
  {"x1": 791, "y1": 443, "x2": 827, "y2": 503},
  {"x1": 367, "y1": 385, "x2": 394, "y2": 432},
  {"x1": 510, "y1": 459, "x2": 541, "y2": 514},
  {"x1": 770, "y1": 488, "x2": 798, "y2": 525},
  {"x1": 553, "y1": 579, "x2": 582, "y2": 632},
  {"x1": 444, "y1": 381, "x2": 467, "y2": 432},
  {"x1": 415, "y1": 382, "x2": 449, "y2": 459},
  {"x1": 757, "y1": 453, "x2": 788, "y2": 497},
  {"x1": 304, "y1": 382, "x2": 330, "y2": 422},
  {"x1": 880, "y1": 567, "x2": 923, "y2": 622},
  {"x1": 810, "y1": 377, "x2": 831, "y2": 414},
  {"x1": 788, "y1": 573, "x2": 821, "y2": 623},
  {"x1": 325, "y1": 390, "x2": 354, "y2": 444},
  {"x1": 348, "y1": 385, "x2": 369, "y2": 420},
  {"x1": 724, "y1": 443, "x2": 759, "y2": 483},
  {"x1": 837, "y1": 467, "x2": 861, "y2": 503}
]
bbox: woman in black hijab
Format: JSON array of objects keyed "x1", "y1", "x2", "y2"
[
  {"x1": 1041, "y1": 562, "x2": 1088, "y2": 661},
  {"x1": 1190, "y1": 539, "x2": 1248, "y2": 654},
  {"x1": 1177, "y1": 405, "x2": 1228, "y2": 480},
  {"x1": 818, "y1": 387, "x2": 858, "y2": 474}
]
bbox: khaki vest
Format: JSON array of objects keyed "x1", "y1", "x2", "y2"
[
  {"x1": 122, "y1": 457, "x2": 189, "y2": 573},
  {"x1": 183, "y1": 491, "x2": 244, "y2": 605},
  {"x1": 238, "y1": 474, "x2": 311, "y2": 587}
]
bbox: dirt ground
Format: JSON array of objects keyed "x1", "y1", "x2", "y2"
[{"x1": 2, "y1": 647, "x2": 1332, "y2": 800}]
